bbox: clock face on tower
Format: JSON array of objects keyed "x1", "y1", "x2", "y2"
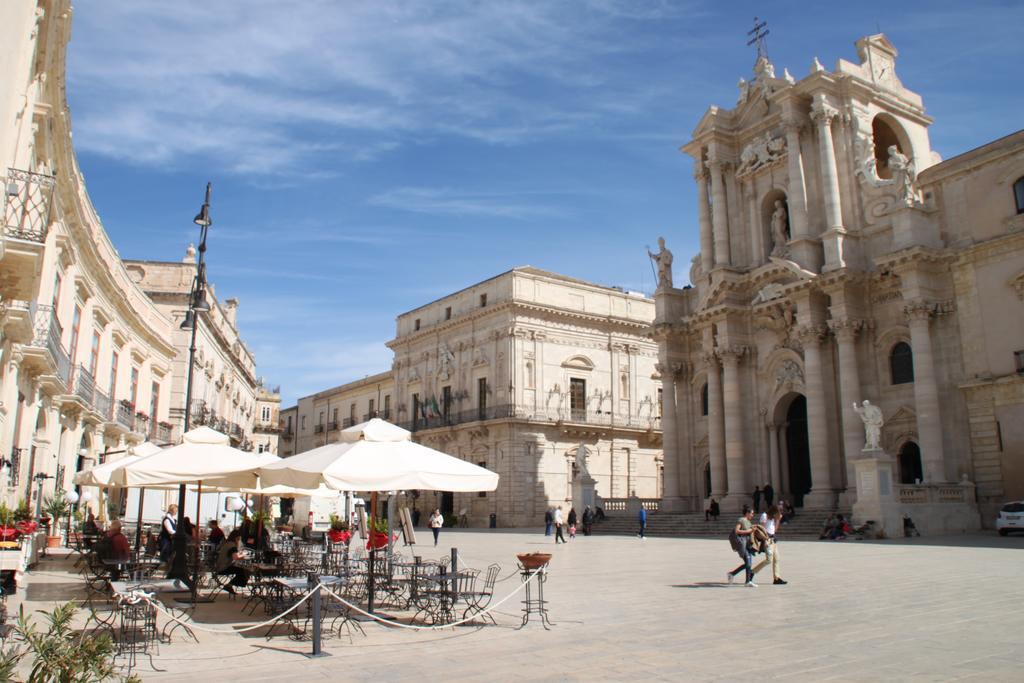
[{"x1": 871, "y1": 54, "x2": 896, "y2": 86}]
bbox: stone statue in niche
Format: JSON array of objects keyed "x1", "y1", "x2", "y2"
[
  {"x1": 886, "y1": 145, "x2": 917, "y2": 205},
  {"x1": 648, "y1": 236, "x2": 673, "y2": 289},
  {"x1": 853, "y1": 400, "x2": 885, "y2": 451},
  {"x1": 770, "y1": 199, "x2": 789, "y2": 254}
]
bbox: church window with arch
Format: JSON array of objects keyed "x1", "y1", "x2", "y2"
[
  {"x1": 700, "y1": 382, "x2": 709, "y2": 416},
  {"x1": 890, "y1": 342, "x2": 914, "y2": 385},
  {"x1": 1014, "y1": 176, "x2": 1024, "y2": 214}
]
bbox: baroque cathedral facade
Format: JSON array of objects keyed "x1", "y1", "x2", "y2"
[{"x1": 654, "y1": 34, "x2": 1024, "y2": 531}]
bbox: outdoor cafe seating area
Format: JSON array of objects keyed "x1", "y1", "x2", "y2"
[{"x1": 60, "y1": 418, "x2": 527, "y2": 673}]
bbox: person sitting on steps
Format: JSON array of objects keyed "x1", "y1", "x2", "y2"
[{"x1": 705, "y1": 498, "x2": 720, "y2": 522}]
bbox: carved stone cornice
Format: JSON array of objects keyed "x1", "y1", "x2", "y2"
[
  {"x1": 903, "y1": 300, "x2": 934, "y2": 323},
  {"x1": 794, "y1": 323, "x2": 828, "y2": 346},
  {"x1": 828, "y1": 318, "x2": 865, "y2": 342},
  {"x1": 716, "y1": 345, "x2": 748, "y2": 364}
]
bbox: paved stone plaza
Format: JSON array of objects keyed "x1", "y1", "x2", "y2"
[{"x1": 11, "y1": 530, "x2": 1024, "y2": 681}]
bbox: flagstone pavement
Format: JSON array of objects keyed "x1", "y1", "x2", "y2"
[{"x1": 11, "y1": 529, "x2": 1024, "y2": 681}]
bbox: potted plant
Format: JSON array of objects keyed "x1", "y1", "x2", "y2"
[
  {"x1": 13, "y1": 499, "x2": 36, "y2": 537},
  {"x1": 0, "y1": 503, "x2": 17, "y2": 543},
  {"x1": 327, "y1": 514, "x2": 351, "y2": 545},
  {"x1": 366, "y1": 516, "x2": 390, "y2": 550},
  {"x1": 42, "y1": 493, "x2": 69, "y2": 548}
]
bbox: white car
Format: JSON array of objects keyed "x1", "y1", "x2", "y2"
[{"x1": 996, "y1": 501, "x2": 1024, "y2": 536}]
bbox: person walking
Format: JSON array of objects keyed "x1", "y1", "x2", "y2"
[
  {"x1": 638, "y1": 505, "x2": 647, "y2": 539},
  {"x1": 752, "y1": 486, "x2": 762, "y2": 513},
  {"x1": 567, "y1": 507, "x2": 578, "y2": 541},
  {"x1": 763, "y1": 482, "x2": 774, "y2": 509},
  {"x1": 726, "y1": 505, "x2": 758, "y2": 587},
  {"x1": 429, "y1": 508, "x2": 443, "y2": 546},
  {"x1": 554, "y1": 506, "x2": 566, "y2": 544},
  {"x1": 752, "y1": 505, "x2": 787, "y2": 585},
  {"x1": 582, "y1": 506, "x2": 594, "y2": 536},
  {"x1": 544, "y1": 507, "x2": 554, "y2": 536}
]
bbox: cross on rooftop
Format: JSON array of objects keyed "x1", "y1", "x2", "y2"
[{"x1": 747, "y1": 17, "x2": 769, "y2": 64}]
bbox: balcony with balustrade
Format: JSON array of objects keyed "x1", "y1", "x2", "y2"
[
  {"x1": 2, "y1": 168, "x2": 56, "y2": 301},
  {"x1": 20, "y1": 304, "x2": 71, "y2": 393}
]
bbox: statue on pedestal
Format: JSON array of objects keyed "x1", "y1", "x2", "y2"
[
  {"x1": 648, "y1": 237, "x2": 673, "y2": 289},
  {"x1": 853, "y1": 400, "x2": 884, "y2": 451}
]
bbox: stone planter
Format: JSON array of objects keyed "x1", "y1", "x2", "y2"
[{"x1": 45, "y1": 535, "x2": 62, "y2": 549}]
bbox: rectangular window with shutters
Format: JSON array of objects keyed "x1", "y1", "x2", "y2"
[
  {"x1": 89, "y1": 332, "x2": 100, "y2": 376},
  {"x1": 412, "y1": 393, "x2": 420, "y2": 430},
  {"x1": 150, "y1": 382, "x2": 160, "y2": 422},
  {"x1": 442, "y1": 385, "x2": 452, "y2": 421},
  {"x1": 52, "y1": 272, "x2": 62, "y2": 310},
  {"x1": 69, "y1": 305, "x2": 82, "y2": 364},
  {"x1": 569, "y1": 378, "x2": 586, "y2": 420},
  {"x1": 109, "y1": 351, "x2": 119, "y2": 398},
  {"x1": 384, "y1": 394, "x2": 391, "y2": 418},
  {"x1": 477, "y1": 377, "x2": 487, "y2": 419},
  {"x1": 368, "y1": 398, "x2": 375, "y2": 417},
  {"x1": 130, "y1": 367, "x2": 139, "y2": 407}
]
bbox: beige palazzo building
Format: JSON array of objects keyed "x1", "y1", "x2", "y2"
[
  {"x1": 0, "y1": 0, "x2": 177, "y2": 512},
  {"x1": 387, "y1": 267, "x2": 662, "y2": 527},
  {"x1": 654, "y1": 34, "x2": 1023, "y2": 531}
]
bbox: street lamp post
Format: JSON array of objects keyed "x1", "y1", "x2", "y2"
[{"x1": 170, "y1": 183, "x2": 213, "y2": 588}]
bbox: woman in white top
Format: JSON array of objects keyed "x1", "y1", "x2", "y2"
[
  {"x1": 752, "y1": 505, "x2": 787, "y2": 585},
  {"x1": 158, "y1": 504, "x2": 177, "y2": 561},
  {"x1": 429, "y1": 509, "x2": 443, "y2": 546}
]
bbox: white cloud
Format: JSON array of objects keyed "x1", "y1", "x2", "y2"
[{"x1": 367, "y1": 186, "x2": 570, "y2": 219}]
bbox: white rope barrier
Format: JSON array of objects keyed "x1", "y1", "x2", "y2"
[
  {"x1": 317, "y1": 566, "x2": 543, "y2": 631},
  {"x1": 126, "y1": 566, "x2": 545, "y2": 636},
  {"x1": 113, "y1": 585, "x2": 320, "y2": 635}
]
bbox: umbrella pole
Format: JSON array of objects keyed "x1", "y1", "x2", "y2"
[
  {"x1": 368, "y1": 491, "x2": 377, "y2": 614},
  {"x1": 134, "y1": 488, "x2": 145, "y2": 560},
  {"x1": 192, "y1": 481, "x2": 202, "y2": 604}
]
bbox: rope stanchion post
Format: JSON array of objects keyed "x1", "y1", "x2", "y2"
[{"x1": 307, "y1": 572, "x2": 327, "y2": 658}]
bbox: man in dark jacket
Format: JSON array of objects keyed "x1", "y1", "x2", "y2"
[
  {"x1": 763, "y1": 483, "x2": 775, "y2": 509},
  {"x1": 582, "y1": 506, "x2": 594, "y2": 536},
  {"x1": 544, "y1": 508, "x2": 553, "y2": 536}
]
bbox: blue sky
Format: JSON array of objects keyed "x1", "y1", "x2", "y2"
[{"x1": 65, "y1": 1, "x2": 1023, "y2": 406}]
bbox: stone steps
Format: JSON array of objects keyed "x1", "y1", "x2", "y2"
[{"x1": 591, "y1": 510, "x2": 849, "y2": 538}]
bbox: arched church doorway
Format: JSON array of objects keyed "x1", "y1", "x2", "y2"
[
  {"x1": 785, "y1": 396, "x2": 811, "y2": 507},
  {"x1": 898, "y1": 442, "x2": 923, "y2": 484}
]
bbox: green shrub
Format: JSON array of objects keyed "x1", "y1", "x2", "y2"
[{"x1": 0, "y1": 602, "x2": 141, "y2": 682}]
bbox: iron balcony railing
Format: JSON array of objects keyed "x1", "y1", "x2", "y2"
[
  {"x1": 313, "y1": 423, "x2": 324, "y2": 434},
  {"x1": 28, "y1": 305, "x2": 71, "y2": 388},
  {"x1": 326, "y1": 421, "x2": 339, "y2": 432},
  {"x1": 93, "y1": 387, "x2": 111, "y2": 422},
  {"x1": 72, "y1": 365, "x2": 96, "y2": 407},
  {"x1": 7, "y1": 447, "x2": 24, "y2": 487},
  {"x1": 4, "y1": 167, "x2": 56, "y2": 243},
  {"x1": 380, "y1": 409, "x2": 391, "y2": 420},
  {"x1": 342, "y1": 418, "x2": 356, "y2": 428},
  {"x1": 400, "y1": 404, "x2": 663, "y2": 433},
  {"x1": 116, "y1": 401, "x2": 135, "y2": 431}
]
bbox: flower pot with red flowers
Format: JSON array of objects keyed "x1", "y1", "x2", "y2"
[
  {"x1": 366, "y1": 517, "x2": 390, "y2": 550},
  {"x1": 327, "y1": 514, "x2": 351, "y2": 544},
  {"x1": 0, "y1": 503, "x2": 18, "y2": 542}
]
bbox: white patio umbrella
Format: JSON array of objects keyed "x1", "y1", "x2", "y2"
[
  {"x1": 72, "y1": 441, "x2": 162, "y2": 487},
  {"x1": 112, "y1": 426, "x2": 276, "y2": 489},
  {"x1": 258, "y1": 419, "x2": 499, "y2": 493}
]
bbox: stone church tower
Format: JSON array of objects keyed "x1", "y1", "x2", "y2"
[{"x1": 655, "y1": 34, "x2": 1022, "y2": 532}]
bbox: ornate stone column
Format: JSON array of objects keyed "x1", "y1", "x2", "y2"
[
  {"x1": 708, "y1": 159, "x2": 731, "y2": 268},
  {"x1": 703, "y1": 352, "x2": 727, "y2": 499},
  {"x1": 695, "y1": 164, "x2": 714, "y2": 276},
  {"x1": 830, "y1": 318, "x2": 864, "y2": 500},
  {"x1": 656, "y1": 361, "x2": 681, "y2": 507},
  {"x1": 905, "y1": 301, "x2": 946, "y2": 482},
  {"x1": 797, "y1": 324, "x2": 835, "y2": 507},
  {"x1": 811, "y1": 95, "x2": 846, "y2": 272},
  {"x1": 719, "y1": 346, "x2": 748, "y2": 508},
  {"x1": 783, "y1": 122, "x2": 809, "y2": 240}
]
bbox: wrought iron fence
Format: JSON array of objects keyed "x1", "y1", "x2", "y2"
[
  {"x1": 116, "y1": 401, "x2": 135, "y2": 431},
  {"x1": 28, "y1": 305, "x2": 71, "y2": 387},
  {"x1": 93, "y1": 387, "x2": 111, "y2": 422},
  {"x1": 7, "y1": 447, "x2": 23, "y2": 488},
  {"x1": 156, "y1": 423, "x2": 172, "y2": 443},
  {"x1": 4, "y1": 167, "x2": 56, "y2": 243}
]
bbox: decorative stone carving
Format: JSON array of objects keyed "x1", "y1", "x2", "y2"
[
  {"x1": 1011, "y1": 271, "x2": 1024, "y2": 301},
  {"x1": 853, "y1": 400, "x2": 884, "y2": 451},
  {"x1": 903, "y1": 300, "x2": 934, "y2": 322},
  {"x1": 436, "y1": 344, "x2": 454, "y2": 381},
  {"x1": 856, "y1": 143, "x2": 921, "y2": 207},
  {"x1": 736, "y1": 133, "x2": 787, "y2": 176},
  {"x1": 647, "y1": 236, "x2": 673, "y2": 289},
  {"x1": 471, "y1": 347, "x2": 489, "y2": 366},
  {"x1": 828, "y1": 318, "x2": 864, "y2": 340},
  {"x1": 751, "y1": 282, "x2": 786, "y2": 305},
  {"x1": 795, "y1": 324, "x2": 828, "y2": 346},
  {"x1": 775, "y1": 359, "x2": 804, "y2": 386}
]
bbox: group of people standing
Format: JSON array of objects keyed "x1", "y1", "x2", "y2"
[{"x1": 545, "y1": 506, "x2": 595, "y2": 543}]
